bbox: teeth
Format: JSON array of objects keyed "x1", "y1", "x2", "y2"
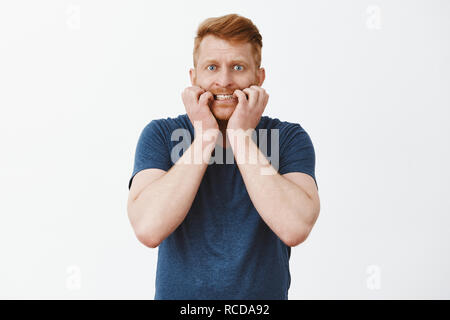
[{"x1": 214, "y1": 94, "x2": 234, "y2": 100}]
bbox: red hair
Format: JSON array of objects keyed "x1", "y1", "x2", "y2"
[{"x1": 193, "y1": 14, "x2": 263, "y2": 68}]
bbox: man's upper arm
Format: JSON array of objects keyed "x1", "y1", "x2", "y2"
[
  {"x1": 128, "y1": 119, "x2": 172, "y2": 190},
  {"x1": 278, "y1": 122, "x2": 320, "y2": 222},
  {"x1": 282, "y1": 172, "x2": 320, "y2": 215},
  {"x1": 128, "y1": 168, "x2": 167, "y2": 205},
  {"x1": 278, "y1": 123, "x2": 318, "y2": 189}
]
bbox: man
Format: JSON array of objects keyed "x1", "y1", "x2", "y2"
[{"x1": 127, "y1": 13, "x2": 320, "y2": 300}]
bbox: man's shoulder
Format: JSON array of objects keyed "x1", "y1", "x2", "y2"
[
  {"x1": 258, "y1": 115, "x2": 313, "y2": 151},
  {"x1": 144, "y1": 113, "x2": 192, "y2": 133},
  {"x1": 258, "y1": 115, "x2": 306, "y2": 133}
]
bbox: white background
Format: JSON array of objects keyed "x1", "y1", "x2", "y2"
[{"x1": 0, "y1": 0, "x2": 449, "y2": 299}]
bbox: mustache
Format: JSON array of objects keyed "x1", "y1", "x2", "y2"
[{"x1": 209, "y1": 84, "x2": 257, "y2": 97}]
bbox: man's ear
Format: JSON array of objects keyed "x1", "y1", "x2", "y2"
[
  {"x1": 189, "y1": 68, "x2": 195, "y2": 86},
  {"x1": 257, "y1": 67, "x2": 266, "y2": 86}
]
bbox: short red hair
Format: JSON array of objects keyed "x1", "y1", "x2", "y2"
[{"x1": 193, "y1": 14, "x2": 263, "y2": 68}]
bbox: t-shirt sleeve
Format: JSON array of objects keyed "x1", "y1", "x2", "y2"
[
  {"x1": 128, "y1": 120, "x2": 172, "y2": 189},
  {"x1": 278, "y1": 124, "x2": 318, "y2": 190}
]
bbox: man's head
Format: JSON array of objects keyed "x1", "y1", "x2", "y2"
[{"x1": 190, "y1": 14, "x2": 265, "y2": 121}]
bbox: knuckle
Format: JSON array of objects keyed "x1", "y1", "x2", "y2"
[{"x1": 188, "y1": 86, "x2": 200, "y2": 93}]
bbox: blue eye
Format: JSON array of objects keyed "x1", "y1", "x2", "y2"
[
  {"x1": 207, "y1": 65, "x2": 216, "y2": 71},
  {"x1": 234, "y1": 65, "x2": 243, "y2": 71}
]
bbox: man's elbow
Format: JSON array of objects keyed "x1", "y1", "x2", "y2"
[
  {"x1": 142, "y1": 239, "x2": 160, "y2": 249},
  {"x1": 285, "y1": 216, "x2": 318, "y2": 247},
  {"x1": 135, "y1": 227, "x2": 161, "y2": 248},
  {"x1": 288, "y1": 206, "x2": 320, "y2": 247},
  {"x1": 128, "y1": 208, "x2": 161, "y2": 248},
  {"x1": 284, "y1": 228, "x2": 310, "y2": 247}
]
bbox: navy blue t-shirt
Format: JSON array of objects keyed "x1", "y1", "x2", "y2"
[{"x1": 128, "y1": 114, "x2": 317, "y2": 300}]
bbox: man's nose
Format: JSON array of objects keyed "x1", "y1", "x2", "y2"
[{"x1": 214, "y1": 69, "x2": 234, "y2": 88}]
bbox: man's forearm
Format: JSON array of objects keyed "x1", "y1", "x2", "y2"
[
  {"x1": 230, "y1": 131, "x2": 317, "y2": 247},
  {"x1": 130, "y1": 137, "x2": 215, "y2": 247}
]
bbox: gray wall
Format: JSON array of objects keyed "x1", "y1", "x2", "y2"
[{"x1": 0, "y1": 0, "x2": 449, "y2": 299}]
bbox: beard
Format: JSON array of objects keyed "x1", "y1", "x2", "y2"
[{"x1": 208, "y1": 99, "x2": 238, "y2": 121}]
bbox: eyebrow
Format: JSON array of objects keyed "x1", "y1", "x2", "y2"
[{"x1": 201, "y1": 58, "x2": 249, "y2": 67}]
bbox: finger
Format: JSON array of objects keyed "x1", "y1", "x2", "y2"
[
  {"x1": 263, "y1": 92, "x2": 269, "y2": 107},
  {"x1": 198, "y1": 90, "x2": 207, "y2": 101},
  {"x1": 250, "y1": 86, "x2": 267, "y2": 106},
  {"x1": 198, "y1": 91, "x2": 214, "y2": 106},
  {"x1": 257, "y1": 88, "x2": 267, "y2": 105},
  {"x1": 183, "y1": 87, "x2": 202, "y2": 101},
  {"x1": 191, "y1": 85, "x2": 205, "y2": 92},
  {"x1": 250, "y1": 85, "x2": 266, "y2": 97},
  {"x1": 182, "y1": 88, "x2": 192, "y2": 104},
  {"x1": 233, "y1": 89, "x2": 247, "y2": 104},
  {"x1": 242, "y1": 87, "x2": 259, "y2": 105}
]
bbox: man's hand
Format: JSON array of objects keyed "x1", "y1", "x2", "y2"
[
  {"x1": 182, "y1": 86, "x2": 219, "y2": 136},
  {"x1": 227, "y1": 85, "x2": 269, "y2": 133}
]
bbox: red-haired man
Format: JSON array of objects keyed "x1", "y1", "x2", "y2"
[{"x1": 128, "y1": 14, "x2": 320, "y2": 300}]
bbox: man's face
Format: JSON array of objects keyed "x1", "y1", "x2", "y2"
[{"x1": 190, "y1": 35, "x2": 265, "y2": 121}]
